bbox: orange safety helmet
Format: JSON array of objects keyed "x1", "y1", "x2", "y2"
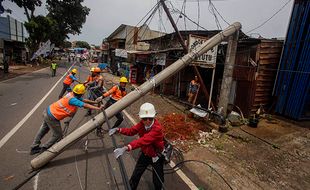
[{"x1": 94, "y1": 67, "x2": 101, "y2": 73}]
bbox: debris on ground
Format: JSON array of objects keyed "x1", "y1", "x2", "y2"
[
  {"x1": 197, "y1": 129, "x2": 220, "y2": 146},
  {"x1": 227, "y1": 111, "x2": 243, "y2": 126},
  {"x1": 157, "y1": 113, "x2": 210, "y2": 141}
]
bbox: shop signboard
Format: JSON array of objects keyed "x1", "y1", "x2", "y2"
[
  {"x1": 188, "y1": 34, "x2": 218, "y2": 68},
  {"x1": 115, "y1": 48, "x2": 127, "y2": 58}
]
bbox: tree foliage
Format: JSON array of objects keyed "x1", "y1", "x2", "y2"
[
  {"x1": 11, "y1": 0, "x2": 90, "y2": 51},
  {"x1": 24, "y1": 15, "x2": 57, "y2": 51},
  {"x1": 63, "y1": 41, "x2": 72, "y2": 49},
  {"x1": 9, "y1": 0, "x2": 42, "y2": 20},
  {"x1": 46, "y1": 0, "x2": 90, "y2": 35},
  {"x1": 76, "y1": 41, "x2": 90, "y2": 49}
]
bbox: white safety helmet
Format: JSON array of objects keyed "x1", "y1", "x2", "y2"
[{"x1": 138, "y1": 103, "x2": 156, "y2": 118}]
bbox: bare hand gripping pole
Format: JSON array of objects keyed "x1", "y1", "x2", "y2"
[{"x1": 31, "y1": 22, "x2": 241, "y2": 169}]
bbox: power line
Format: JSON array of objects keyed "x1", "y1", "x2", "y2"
[
  {"x1": 208, "y1": 0, "x2": 230, "y2": 26},
  {"x1": 246, "y1": 0, "x2": 292, "y2": 34},
  {"x1": 126, "y1": 2, "x2": 160, "y2": 49},
  {"x1": 169, "y1": 2, "x2": 208, "y2": 30}
]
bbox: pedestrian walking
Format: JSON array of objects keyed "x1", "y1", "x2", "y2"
[
  {"x1": 58, "y1": 68, "x2": 80, "y2": 99},
  {"x1": 109, "y1": 103, "x2": 165, "y2": 190},
  {"x1": 30, "y1": 84, "x2": 103, "y2": 155},
  {"x1": 50, "y1": 62, "x2": 58, "y2": 77},
  {"x1": 187, "y1": 75, "x2": 200, "y2": 105},
  {"x1": 96, "y1": 77, "x2": 128, "y2": 129}
]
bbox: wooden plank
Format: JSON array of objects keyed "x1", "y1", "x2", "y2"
[
  {"x1": 258, "y1": 72, "x2": 276, "y2": 77},
  {"x1": 254, "y1": 98, "x2": 270, "y2": 102},
  {"x1": 255, "y1": 92, "x2": 272, "y2": 97},
  {"x1": 259, "y1": 53, "x2": 281, "y2": 59},
  {"x1": 259, "y1": 59, "x2": 280, "y2": 64},
  {"x1": 260, "y1": 42, "x2": 283, "y2": 48},
  {"x1": 259, "y1": 47, "x2": 282, "y2": 54},
  {"x1": 256, "y1": 83, "x2": 273, "y2": 87},
  {"x1": 256, "y1": 88, "x2": 272, "y2": 92},
  {"x1": 256, "y1": 78, "x2": 274, "y2": 82}
]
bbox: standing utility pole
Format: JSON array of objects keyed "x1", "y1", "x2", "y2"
[
  {"x1": 160, "y1": 0, "x2": 215, "y2": 110},
  {"x1": 218, "y1": 31, "x2": 239, "y2": 117}
]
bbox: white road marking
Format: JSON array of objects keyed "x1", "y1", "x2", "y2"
[
  {"x1": 0, "y1": 65, "x2": 74, "y2": 149},
  {"x1": 122, "y1": 110, "x2": 198, "y2": 190},
  {"x1": 33, "y1": 172, "x2": 39, "y2": 190},
  {"x1": 15, "y1": 149, "x2": 29, "y2": 154},
  {"x1": 11, "y1": 103, "x2": 17, "y2": 106}
]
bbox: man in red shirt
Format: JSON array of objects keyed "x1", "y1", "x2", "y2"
[{"x1": 109, "y1": 103, "x2": 165, "y2": 190}]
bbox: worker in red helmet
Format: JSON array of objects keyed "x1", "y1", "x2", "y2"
[{"x1": 109, "y1": 103, "x2": 165, "y2": 190}]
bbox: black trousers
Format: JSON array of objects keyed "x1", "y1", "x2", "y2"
[
  {"x1": 59, "y1": 83, "x2": 70, "y2": 99},
  {"x1": 130, "y1": 152, "x2": 164, "y2": 190},
  {"x1": 52, "y1": 69, "x2": 56, "y2": 77},
  {"x1": 104, "y1": 99, "x2": 123, "y2": 128}
]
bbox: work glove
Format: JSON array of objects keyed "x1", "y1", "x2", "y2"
[
  {"x1": 114, "y1": 146, "x2": 128, "y2": 159},
  {"x1": 95, "y1": 96, "x2": 103, "y2": 103},
  {"x1": 109, "y1": 128, "x2": 119, "y2": 136}
]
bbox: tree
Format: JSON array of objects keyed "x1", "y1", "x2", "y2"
[
  {"x1": 10, "y1": 0, "x2": 42, "y2": 20},
  {"x1": 24, "y1": 15, "x2": 57, "y2": 51},
  {"x1": 46, "y1": 0, "x2": 90, "y2": 35},
  {"x1": 76, "y1": 41, "x2": 90, "y2": 49},
  {"x1": 63, "y1": 41, "x2": 72, "y2": 49},
  {"x1": 10, "y1": 0, "x2": 90, "y2": 56}
]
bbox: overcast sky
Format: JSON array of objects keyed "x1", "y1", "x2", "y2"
[{"x1": 3, "y1": 0, "x2": 294, "y2": 45}]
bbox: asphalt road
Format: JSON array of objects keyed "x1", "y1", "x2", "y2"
[{"x1": 0, "y1": 60, "x2": 190, "y2": 190}]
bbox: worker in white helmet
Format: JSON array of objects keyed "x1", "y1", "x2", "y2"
[{"x1": 109, "y1": 102, "x2": 165, "y2": 190}]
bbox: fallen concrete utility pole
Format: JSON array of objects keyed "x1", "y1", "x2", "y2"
[{"x1": 31, "y1": 22, "x2": 242, "y2": 169}]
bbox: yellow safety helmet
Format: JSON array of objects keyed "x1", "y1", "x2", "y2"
[
  {"x1": 73, "y1": 84, "x2": 86, "y2": 95},
  {"x1": 119, "y1": 77, "x2": 128, "y2": 83},
  {"x1": 71, "y1": 68, "x2": 78, "y2": 74},
  {"x1": 90, "y1": 67, "x2": 95, "y2": 72}
]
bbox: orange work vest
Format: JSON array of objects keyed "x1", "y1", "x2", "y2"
[
  {"x1": 63, "y1": 74, "x2": 74, "y2": 85},
  {"x1": 49, "y1": 92, "x2": 79, "y2": 120},
  {"x1": 85, "y1": 75, "x2": 95, "y2": 83},
  {"x1": 104, "y1": 85, "x2": 126, "y2": 101}
]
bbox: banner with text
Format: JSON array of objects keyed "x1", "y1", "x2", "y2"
[{"x1": 188, "y1": 34, "x2": 218, "y2": 68}]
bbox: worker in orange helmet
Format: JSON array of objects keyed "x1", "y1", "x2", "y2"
[
  {"x1": 58, "y1": 68, "x2": 81, "y2": 99},
  {"x1": 30, "y1": 84, "x2": 103, "y2": 155},
  {"x1": 96, "y1": 76, "x2": 128, "y2": 129}
]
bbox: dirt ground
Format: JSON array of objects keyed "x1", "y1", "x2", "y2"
[
  {"x1": 101, "y1": 71, "x2": 310, "y2": 190},
  {"x1": 4, "y1": 62, "x2": 309, "y2": 190},
  {"x1": 0, "y1": 62, "x2": 51, "y2": 82}
]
